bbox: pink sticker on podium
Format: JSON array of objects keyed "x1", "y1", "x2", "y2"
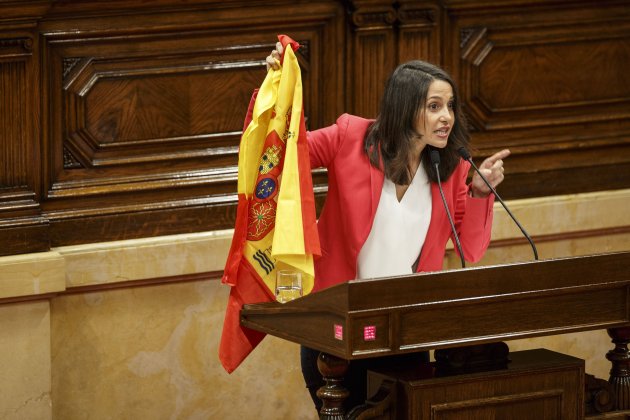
[
  {"x1": 334, "y1": 324, "x2": 343, "y2": 340},
  {"x1": 363, "y1": 325, "x2": 376, "y2": 341}
]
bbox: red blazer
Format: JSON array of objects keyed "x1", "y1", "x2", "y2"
[{"x1": 308, "y1": 114, "x2": 495, "y2": 291}]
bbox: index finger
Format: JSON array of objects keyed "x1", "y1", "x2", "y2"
[{"x1": 486, "y1": 148, "x2": 511, "y2": 164}]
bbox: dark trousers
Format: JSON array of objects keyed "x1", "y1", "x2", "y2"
[{"x1": 300, "y1": 346, "x2": 429, "y2": 413}]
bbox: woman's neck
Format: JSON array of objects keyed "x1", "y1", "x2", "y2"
[{"x1": 408, "y1": 142, "x2": 425, "y2": 175}]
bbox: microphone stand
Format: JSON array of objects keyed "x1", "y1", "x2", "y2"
[
  {"x1": 458, "y1": 147, "x2": 539, "y2": 260},
  {"x1": 430, "y1": 149, "x2": 466, "y2": 268}
]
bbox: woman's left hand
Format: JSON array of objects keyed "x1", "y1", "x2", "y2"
[
  {"x1": 470, "y1": 149, "x2": 511, "y2": 198},
  {"x1": 265, "y1": 42, "x2": 283, "y2": 71}
]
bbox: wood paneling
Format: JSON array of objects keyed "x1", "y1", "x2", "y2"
[
  {"x1": 0, "y1": 0, "x2": 628, "y2": 254},
  {"x1": 0, "y1": 28, "x2": 49, "y2": 255},
  {"x1": 442, "y1": 0, "x2": 630, "y2": 198},
  {"x1": 397, "y1": 1, "x2": 440, "y2": 64},
  {"x1": 35, "y1": 0, "x2": 345, "y2": 248},
  {"x1": 346, "y1": 1, "x2": 397, "y2": 117}
]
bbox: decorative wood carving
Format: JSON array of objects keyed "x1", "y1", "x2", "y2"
[
  {"x1": 62, "y1": 57, "x2": 84, "y2": 80},
  {"x1": 0, "y1": 37, "x2": 33, "y2": 55},
  {"x1": 349, "y1": 2, "x2": 397, "y2": 30},
  {"x1": 585, "y1": 373, "x2": 616, "y2": 414},
  {"x1": 316, "y1": 352, "x2": 350, "y2": 420},
  {"x1": 459, "y1": 27, "x2": 477, "y2": 49},
  {"x1": 61, "y1": 55, "x2": 256, "y2": 168},
  {"x1": 63, "y1": 146, "x2": 83, "y2": 169},
  {"x1": 607, "y1": 328, "x2": 630, "y2": 410}
]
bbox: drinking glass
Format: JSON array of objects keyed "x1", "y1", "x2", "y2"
[{"x1": 275, "y1": 270, "x2": 303, "y2": 303}]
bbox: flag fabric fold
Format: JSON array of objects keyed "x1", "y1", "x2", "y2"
[{"x1": 219, "y1": 35, "x2": 320, "y2": 373}]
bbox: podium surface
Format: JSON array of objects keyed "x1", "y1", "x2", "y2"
[{"x1": 241, "y1": 252, "x2": 630, "y2": 359}]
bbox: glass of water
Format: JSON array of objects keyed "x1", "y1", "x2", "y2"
[{"x1": 275, "y1": 270, "x2": 303, "y2": 303}]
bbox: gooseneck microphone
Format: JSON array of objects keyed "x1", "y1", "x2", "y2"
[
  {"x1": 430, "y1": 149, "x2": 466, "y2": 268},
  {"x1": 457, "y1": 147, "x2": 539, "y2": 260}
]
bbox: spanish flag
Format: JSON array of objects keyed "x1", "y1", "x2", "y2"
[{"x1": 219, "y1": 35, "x2": 320, "y2": 373}]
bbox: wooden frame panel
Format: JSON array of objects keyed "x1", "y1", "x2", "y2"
[
  {"x1": 35, "y1": 1, "x2": 345, "y2": 246},
  {"x1": 443, "y1": 1, "x2": 630, "y2": 198}
]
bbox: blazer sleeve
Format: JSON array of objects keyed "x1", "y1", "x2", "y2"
[
  {"x1": 306, "y1": 114, "x2": 352, "y2": 169},
  {"x1": 452, "y1": 161, "x2": 495, "y2": 262}
]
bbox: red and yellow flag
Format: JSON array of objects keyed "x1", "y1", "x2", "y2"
[{"x1": 219, "y1": 35, "x2": 320, "y2": 373}]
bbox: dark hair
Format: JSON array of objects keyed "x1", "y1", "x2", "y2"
[{"x1": 364, "y1": 60, "x2": 470, "y2": 185}]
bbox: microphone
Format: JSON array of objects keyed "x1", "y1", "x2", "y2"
[
  {"x1": 458, "y1": 147, "x2": 538, "y2": 260},
  {"x1": 430, "y1": 149, "x2": 466, "y2": 268}
]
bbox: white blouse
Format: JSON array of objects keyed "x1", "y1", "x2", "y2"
[{"x1": 356, "y1": 164, "x2": 432, "y2": 279}]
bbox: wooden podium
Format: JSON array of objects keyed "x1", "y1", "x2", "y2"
[{"x1": 241, "y1": 252, "x2": 630, "y2": 419}]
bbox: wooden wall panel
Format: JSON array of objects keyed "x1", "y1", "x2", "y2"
[
  {"x1": 0, "y1": 0, "x2": 628, "y2": 254},
  {"x1": 442, "y1": 0, "x2": 630, "y2": 198},
  {"x1": 0, "y1": 29, "x2": 49, "y2": 256},
  {"x1": 347, "y1": 1, "x2": 398, "y2": 118},
  {"x1": 1, "y1": 59, "x2": 29, "y2": 187},
  {"x1": 346, "y1": 1, "x2": 441, "y2": 117},
  {"x1": 396, "y1": 1, "x2": 440, "y2": 64},
  {"x1": 32, "y1": 1, "x2": 346, "y2": 247}
]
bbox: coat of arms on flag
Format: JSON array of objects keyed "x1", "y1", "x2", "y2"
[{"x1": 219, "y1": 35, "x2": 320, "y2": 373}]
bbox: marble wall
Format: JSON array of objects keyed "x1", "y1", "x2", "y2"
[
  {"x1": 0, "y1": 251, "x2": 65, "y2": 420},
  {"x1": 50, "y1": 280, "x2": 315, "y2": 419},
  {"x1": 0, "y1": 189, "x2": 628, "y2": 419},
  {"x1": 0, "y1": 301, "x2": 53, "y2": 420}
]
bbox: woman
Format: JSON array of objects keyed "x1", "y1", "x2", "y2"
[{"x1": 267, "y1": 43, "x2": 510, "y2": 412}]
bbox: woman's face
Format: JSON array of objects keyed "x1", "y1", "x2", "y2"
[{"x1": 415, "y1": 79, "x2": 455, "y2": 149}]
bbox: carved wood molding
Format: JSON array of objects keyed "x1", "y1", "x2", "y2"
[
  {"x1": 397, "y1": 3, "x2": 436, "y2": 28},
  {"x1": 607, "y1": 328, "x2": 630, "y2": 410},
  {"x1": 45, "y1": 34, "x2": 280, "y2": 198},
  {"x1": 348, "y1": 1, "x2": 437, "y2": 30},
  {"x1": 62, "y1": 57, "x2": 83, "y2": 79},
  {"x1": 348, "y1": 1, "x2": 397, "y2": 30},
  {"x1": 62, "y1": 146, "x2": 84, "y2": 169},
  {"x1": 61, "y1": 59, "x2": 259, "y2": 166},
  {"x1": 351, "y1": 9, "x2": 396, "y2": 29},
  {"x1": 0, "y1": 37, "x2": 33, "y2": 58},
  {"x1": 460, "y1": 27, "x2": 479, "y2": 49},
  {"x1": 0, "y1": 1, "x2": 51, "y2": 22}
]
